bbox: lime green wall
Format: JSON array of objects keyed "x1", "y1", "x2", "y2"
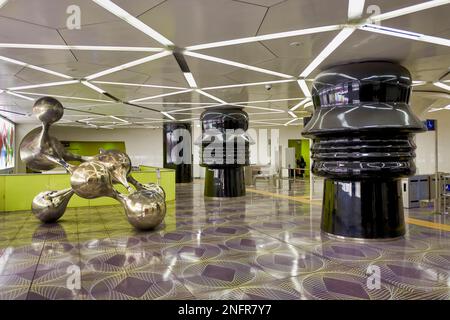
[
  {"x1": 63, "y1": 141, "x2": 126, "y2": 156},
  {"x1": 288, "y1": 139, "x2": 310, "y2": 177},
  {"x1": 0, "y1": 167, "x2": 175, "y2": 212}
]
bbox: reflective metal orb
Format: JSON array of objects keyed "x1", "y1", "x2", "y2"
[
  {"x1": 33, "y1": 96, "x2": 64, "y2": 125},
  {"x1": 140, "y1": 183, "x2": 166, "y2": 200},
  {"x1": 122, "y1": 190, "x2": 166, "y2": 230},
  {"x1": 32, "y1": 189, "x2": 74, "y2": 223},
  {"x1": 70, "y1": 161, "x2": 116, "y2": 199},
  {"x1": 93, "y1": 149, "x2": 131, "y2": 188}
]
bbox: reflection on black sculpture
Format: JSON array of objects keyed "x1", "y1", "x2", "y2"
[
  {"x1": 163, "y1": 122, "x2": 193, "y2": 183},
  {"x1": 302, "y1": 61, "x2": 425, "y2": 239},
  {"x1": 197, "y1": 107, "x2": 252, "y2": 197},
  {"x1": 20, "y1": 96, "x2": 166, "y2": 230}
]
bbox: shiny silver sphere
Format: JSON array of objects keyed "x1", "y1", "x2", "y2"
[
  {"x1": 33, "y1": 96, "x2": 64, "y2": 125},
  {"x1": 32, "y1": 190, "x2": 73, "y2": 223},
  {"x1": 123, "y1": 190, "x2": 166, "y2": 230},
  {"x1": 70, "y1": 161, "x2": 115, "y2": 199}
]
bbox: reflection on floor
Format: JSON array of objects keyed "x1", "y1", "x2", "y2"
[{"x1": 0, "y1": 179, "x2": 449, "y2": 300}]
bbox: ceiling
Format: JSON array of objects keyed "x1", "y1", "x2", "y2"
[{"x1": 0, "y1": 0, "x2": 449, "y2": 129}]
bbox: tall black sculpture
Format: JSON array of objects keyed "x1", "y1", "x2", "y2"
[
  {"x1": 302, "y1": 61, "x2": 425, "y2": 239},
  {"x1": 163, "y1": 122, "x2": 193, "y2": 183},
  {"x1": 197, "y1": 107, "x2": 251, "y2": 197}
]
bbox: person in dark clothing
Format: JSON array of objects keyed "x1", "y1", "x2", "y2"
[{"x1": 297, "y1": 156, "x2": 306, "y2": 178}]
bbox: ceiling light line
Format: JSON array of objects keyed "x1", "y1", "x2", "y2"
[
  {"x1": 185, "y1": 25, "x2": 342, "y2": 51},
  {"x1": 92, "y1": 80, "x2": 187, "y2": 90},
  {"x1": 202, "y1": 79, "x2": 298, "y2": 91},
  {"x1": 284, "y1": 118, "x2": 300, "y2": 126},
  {"x1": 368, "y1": 0, "x2": 450, "y2": 23},
  {"x1": 290, "y1": 98, "x2": 311, "y2": 111},
  {"x1": 161, "y1": 111, "x2": 176, "y2": 120},
  {"x1": 0, "y1": 43, "x2": 164, "y2": 52},
  {"x1": 297, "y1": 79, "x2": 311, "y2": 97},
  {"x1": 348, "y1": 0, "x2": 366, "y2": 20},
  {"x1": 7, "y1": 80, "x2": 79, "y2": 91},
  {"x1": 110, "y1": 115, "x2": 129, "y2": 123},
  {"x1": 81, "y1": 80, "x2": 106, "y2": 94},
  {"x1": 287, "y1": 110, "x2": 298, "y2": 118},
  {"x1": 85, "y1": 50, "x2": 171, "y2": 80},
  {"x1": 0, "y1": 55, "x2": 73, "y2": 79},
  {"x1": 183, "y1": 72, "x2": 198, "y2": 88},
  {"x1": 433, "y1": 81, "x2": 450, "y2": 91},
  {"x1": 359, "y1": 24, "x2": 450, "y2": 47},
  {"x1": 167, "y1": 103, "x2": 225, "y2": 113},
  {"x1": 196, "y1": 89, "x2": 227, "y2": 104},
  {"x1": 299, "y1": 27, "x2": 355, "y2": 78},
  {"x1": 13, "y1": 91, "x2": 114, "y2": 103},
  {"x1": 232, "y1": 104, "x2": 285, "y2": 113},
  {"x1": 233, "y1": 97, "x2": 304, "y2": 104},
  {"x1": 184, "y1": 51, "x2": 294, "y2": 79},
  {"x1": 128, "y1": 89, "x2": 193, "y2": 103},
  {"x1": 5, "y1": 91, "x2": 35, "y2": 101},
  {"x1": 92, "y1": 0, "x2": 174, "y2": 46},
  {"x1": 138, "y1": 102, "x2": 216, "y2": 105}
]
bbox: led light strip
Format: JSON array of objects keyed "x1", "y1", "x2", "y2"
[
  {"x1": 299, "y1": 27, "x2": 355, "y2": 78},
  {"x1": 92, "y1": 0, "x2": 174, "y2": 46},
  {"x1": 233, "y1": 98, "x2": 303, "y2": 104},
  {"x1": 368, "y1": 0, "x2": 450, "y2": 22},
  {"x1": 284, "y1": 118, "x2": 300, "y2": 126},
  {"x1": 5, "y1": 91, "x2": 34, "y2": 101},
  {"x1": 202, "y1": 79, "x2": 297, "y2": 91},
  {"x1": 186, "y1": 25, "x2": 341, "y2": 50},
  {"x1": 7, "y1": 80, "x2": 79, "y2": 91},
  {"x1": 290, "y1": 98, "x2": 311, "y2": 111},
  {"x1": 196, "y1": 89, "x2": 227, "y2": 104},
  {"x1": 0, "y1": 55, "x2": 72, "y2": 79},
  {"x1": 297, "y1": 79, "x2": 311, "y2": 97},
  {"x1": 129, "y1": 89, "x2": 193, "y2": 103},
  {"x1": 161, "y1": 111, "x2": 176, "y2": 120},
  {"x1": 359, "y1": 24, "x2": 450, "y2": 47},
  {"x1": 92, "y1": 81, "x2": 187, "y2": 90},
  {"x1": 184, "y1": 51, "x2": 294, "y2": 79},
  {"x1": 433, "y1": 81, "x2": 450, "y2": 91},
  {"x1": 348, "y1": 0, "x2": 366, "y2": 20},
  {"x1": 287, "y1": 110, "x2": 297, "y2": 118},
  {"x1": 13, "y1": 91, "x2": 114, "y2": 103},
  {"x1": 183, "y1": 72, "x2": 198, "y2": 88},
  {"x1": 85, "y1": 51, "x2": 172, "y2": 80},
  {"x1": 81, "y1": 81, "x2": 106, "y2": 94},
  {"x1": 0, "y1": 43, "x2": 164, "y2": 52}
]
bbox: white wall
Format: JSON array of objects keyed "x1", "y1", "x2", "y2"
[
  {"x1": 415, "y1": 110, "x2": 450, "y2": 175},
  {"x1": 15, "y1": 124, "x2": 163, "y2": 173}
]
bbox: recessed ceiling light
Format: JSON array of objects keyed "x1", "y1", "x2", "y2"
[
  {"x1": 5, "y1": 91, "x2": 34, "y2": 101},
  {"x1": 297, "y1": 79, "x2": 311, "y2": 97},
  {"x1": 92, "y1": 0, "x2": 174, "y2": 46},
  {"x1": 81, "y1": 81, "x2": 106, "y2": 94},
  {"x1": 196, "y1": 89, "x2": 226, "y2": 104},
  {"x1": 284, "y1": 118, "x2": 300, "y2": 126},
  {"x1": 299, "y1": 27, "x2": 355, "y2": 78},
  {"x1": 290, "y1": 98, "x2": 311, "y2": 111},
  {"x1": 433, "y1": 81, "x2": 450, "y2": 91},
  {"x1": 85, "y1": 51, "x2": 171, "y2": 80},
  {"x1": 92, "y1": 80, "x2": 187, "y2": 90},
  {"x1": 0, "y1": 55, "x2": 72, "y2": 79},
  {"x1": 129, "y1": 89, "x2": 193, "y2": 103},
  {"x1": 161, "y1": 111, "x2": 176, "y2": 120},
  {"x1": 183, "y1": 72, "x2": 198, "y2": 88},
  {"x1": 287, "y1": 110, "x2": 297, "y2": 118},
  {"x1": 186, "y1": 25, "x2": 341, "y2": 50},
  {"x1": 7, "y1": 80, "x2": 79, "y2": 91},
  {"x1": 202, "y1": 79, "x2": 297, "y2": 91},
  {"x1": 368, "y1": 0, "x2": 449, "y2": 22},
  {"x1": 184, "y1": 51, "x2": 294, "y2": 79},
  {"x1": 13, "y1": 91, "x2": 113, "y2": 103},
  {"x1": 347, "y1": 0, "x2": 366, "y2": 20},
  {"x1": 0, "y1": 43, "x2": 164, "y2": 52}
]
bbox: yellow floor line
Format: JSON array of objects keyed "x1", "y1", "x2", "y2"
[
  {"x1": 247, "y1": 188, "x2": 449, "y2": 232},
  {"x1": 406, "y1": 217, "x2": 450, "y2": 232}
]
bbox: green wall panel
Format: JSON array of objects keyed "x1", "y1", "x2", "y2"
[{"x1": 0, "y1": 167, "x2": 175, "y2": 212}]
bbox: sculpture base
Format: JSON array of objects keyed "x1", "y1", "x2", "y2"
[
  {"x1": 322, "y1": 178, "x2": 405, "y2": 239},
  {"x1": 204, "y1": 167, "x2": 245, "y2": 197}
]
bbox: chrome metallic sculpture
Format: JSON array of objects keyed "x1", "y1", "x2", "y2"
[{"x1": 20, "y1": 96, "x2": 166, "y2": 230}]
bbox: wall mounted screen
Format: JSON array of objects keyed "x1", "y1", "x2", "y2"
[{"x1": 0, "y1": 116, "x2": 15, "y2": 170}]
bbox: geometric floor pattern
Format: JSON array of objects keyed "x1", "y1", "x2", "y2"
[{"x1": 0, "y1": 180, "x2": 449, "y2": 300}]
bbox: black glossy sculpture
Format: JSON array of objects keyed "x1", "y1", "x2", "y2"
[
  {"x1": 197, "y1": 107, "x2": 251, "y2": 197},
  {"x1": 163, "y1": 122, "x2": 193, "y2": 183},
  {"x1": 302, "y1": 61, "x2": 425, "y2": 239}
]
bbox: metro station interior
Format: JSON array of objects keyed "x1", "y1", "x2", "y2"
[{"x1": 0, "y1": 0, "x2": 449, "y2": 301}]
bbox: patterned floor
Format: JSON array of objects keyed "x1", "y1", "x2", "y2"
[{"x1": 0, "y1": 179, "x2": 449, "y2": 300}]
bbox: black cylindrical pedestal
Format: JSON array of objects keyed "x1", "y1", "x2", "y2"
[
  {"x1": 163, "y1": 122, "x2": 193, "y2": 183},
  {"x1": 302, "y1": 61, "x2": 425, "y2": 239},
  {"x1": 204, "y1": 167, "x2": 245, "y2": 198},
  {"x1": 322, "y1": 179, "x2": 405, "y2": 239}
]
